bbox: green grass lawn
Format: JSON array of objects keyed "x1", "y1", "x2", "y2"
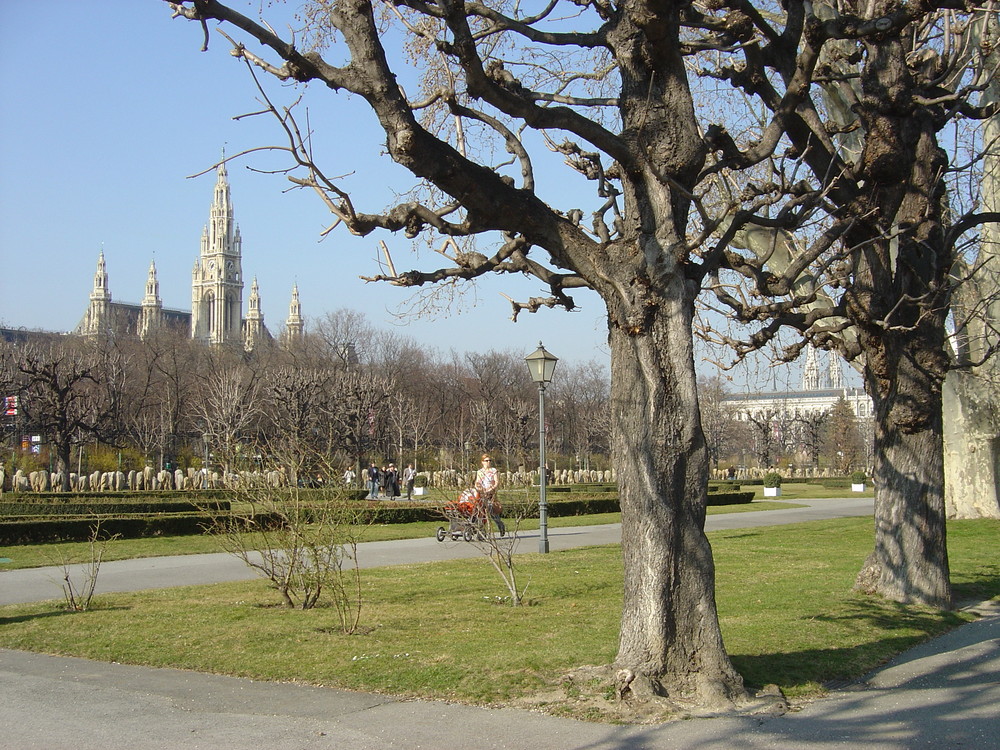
[
  {"x1": 0, "y1": 516, "x2": 995, "y2": 715},
  {"x1": 748, "y1": 481, "x2": 874, "y2": 500}
]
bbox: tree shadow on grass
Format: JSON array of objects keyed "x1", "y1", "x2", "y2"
[
  {"x1": 730, "y1": 598, "x2": 973, "y2": 693},
  {"x1": 952, "y1": 571, "x2": 1000, "y2": 603},
  {"x1": 0, "y1": 605, "x2": 131, "y2": 626}
]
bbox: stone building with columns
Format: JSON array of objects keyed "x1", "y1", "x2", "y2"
[
  {"x1": 77, "y1": 161, "x2": 302, "y2": 348},
  {"x1": 721, "y1": 346, "x2": 875, "y2": 471},
  {"x1": 723, "y1": 345, "x2": 873, "y2": 422}
]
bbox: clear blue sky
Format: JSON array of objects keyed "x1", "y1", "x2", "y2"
[
  {"x1": 0, "y1": 0, "x2": 834, "y2": 391},
  {"x1": 0, "y1": 0, "x2": 613, "y2": 368}
]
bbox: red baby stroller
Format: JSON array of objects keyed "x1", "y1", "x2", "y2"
[{"x1": 436, "y1": 487, "x2": 504, "y2": 541}]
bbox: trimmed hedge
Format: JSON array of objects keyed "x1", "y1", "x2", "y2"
[
  {"x1": 366, "y1": 491, "x2": 753, "y2": 524},
  {"x1": 0, "y1": 513, "x2": 219, "y2": 545},
  {"x1": 0, "y1": 500, "x2": 230, "y2": 517},
  {"x1": 0, "y1": 489, "x2": 755, "y2": 544},
  {"x1": 11, "y1": 490, "x2": 235, "y2": 503},
  {"x1": 809, "y1": 477, "x2": 853, "y2": 489},
  {"x1": 707, "y1": 491, "x2": 755, "y2": 506}
]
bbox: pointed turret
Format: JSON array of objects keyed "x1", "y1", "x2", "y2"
[
  {"x1": 139, "y1": 260, "x2": 163, "y2": 339},
  {"x1": 191, "y1": 156, "x2": 244, "y2": 345},
  {"x1": 81, "y1": 250, "x2": 112, "y2": 336},
  {"x1": 91, "y1": 250, "x2": 111, "y2": 303},
  {"x1": 828, "y1": 351, "x2": 844, "y2": 389},
  {"x1": 244, "y1": 277, "x2": 265, "y2": 350},
  {"x1": 801, "y1": 344, "x2": 820, "y2": 391},
  {"x1": 285, "y1": 283, "x2": 304, "y2": 342}
]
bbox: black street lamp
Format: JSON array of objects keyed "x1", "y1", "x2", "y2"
[{"x1": 525, "y1": 342, "x2": 558, "y2": 553}]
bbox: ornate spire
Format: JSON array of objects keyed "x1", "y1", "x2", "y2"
[
  {"x1": 90, "y1": 250, "x2": 110, "y2": 302},
  {"x1": 81, "y1": 250, "x2": 112, "y2": 337},
  {"x1": 143, "y1": 261, "x2": 161, "y2": 306},
  {"x1": 801, "y1": 344, "x2": 820, "y2": 391},
  {"x1": 244, "y1": 277, "x2": 265, "y2": 351},
  {"x1": 140, "y1": 260, "x2": 163, "y2": 340},
  {"x1": 248, "y1": 277, "x2": 262, "y2": 314},
  {"x1": 192, "y1": 150, "x2": 244, "y2": 345},
  {"x1": 828, "y1": 351, "x2": 844, "y2": 389},
  {"x1": 285, "y1": 283, "x2": 304, "y2": 340},
  {"x1": 205, "y1": 160, "x2": 235, "y2": 257}
]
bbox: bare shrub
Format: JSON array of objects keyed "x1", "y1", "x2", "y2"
[
  {"x1": 206, "y1": 478, "x2": 369, "y2": 631},
  {"x1": 49, "y1": 521, "x2": 119, "y2": 612}
]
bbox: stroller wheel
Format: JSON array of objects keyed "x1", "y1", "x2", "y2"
[
  {"x1": 436, "y1": 527, "x2": 446, "y2": 542},
  {"x1": 463, "y1": 527, "x2": 475, "y2": 542}
]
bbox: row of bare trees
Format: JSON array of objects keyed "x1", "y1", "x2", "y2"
[
  {"x1": 0, "y1": 310, "x2": 612, "y2": 486},
  {"x1": 1, "y1": 319, "x2": 872, "y2": 489}
]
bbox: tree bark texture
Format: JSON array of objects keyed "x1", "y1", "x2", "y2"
[
  {"x1": 606, "y1": 282, "x2": 744, "y2": 705},
  {"x1": 855, "y1": 365, "x2": 952, "y2": 606},
  {"x1": 943, "y1": 371, "x2": 1000, "y2": 519},
  {"x1": 943, "y1": 13, "x2": 1000, "y2": 520},
  {"x1": 845, "y1": 32, "x2": 953, "y2": 608}
]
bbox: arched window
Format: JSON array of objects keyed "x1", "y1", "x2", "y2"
[{"x1": 205, "y1": 290, "x2": 215, "y2": 335}]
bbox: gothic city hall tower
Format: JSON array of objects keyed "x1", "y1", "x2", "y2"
[
  {"x1": 77, "y1": 156, "x2": 300, "y2": 348},
  {"x1": 191, "y1": 162, "x2": 244, "y2": 345}
]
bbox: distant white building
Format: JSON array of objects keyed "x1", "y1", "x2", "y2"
[
  {"x1": 719, "y1": 346, "x2": 874, "y2": 471},
  {"x1": 723, "y1": 346, "x2": 873, "y2": 421}
]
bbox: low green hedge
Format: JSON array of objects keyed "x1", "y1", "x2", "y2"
[
  {"x1": 0, "y1": 500, "x2": 230, "y2": 517},
  {"x1": 0, "y1": 490, "x2": 755, "y2": 544},
  {"x1": 368, "y1": 491, "x2": 753, "y2": 524},
  {"x1": 11, "y1": 490, "x2": 235, "y2": 503},
  {"x1": 0, "y1": 513, "x2": 218, "y2": 545},
  {"x1": 808, "y1": 477, "x2": 853, "y2": 489},
  {"x1": 707, "y1": 491, "x2": 755, "y2": 506}
]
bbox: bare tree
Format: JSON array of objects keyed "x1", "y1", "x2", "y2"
[
  {"x1": 207, "y1": 458, "x2": 368, "y2": 627},
  {"x1": 327, "y1": 368, "x2": 394, "y2": 472},
  {"x1": 7, "y1": 337, "x2": 122, "y2": 490},
  {"x1": 436, "y1": 493, "x2": 535, "y2": 605},
  {"x1": 552, "y1": 361, "x2": 612, "y2": 472},
  {"x1": 697, "y1": 375, "x2": 735, "y2": 472},
  {"x1": 742, "y1": 408, "x2": 781, "y2": 469},
  {"x1": 689, "y1": 1, "x2": 1000, "y2": 609},
  {"x1": 795, "y1": 410, "x2": 829, "y2": 470},
  {"x1": 49, "y1": 522, "x2": 119, "y2": 612},
  {"x1": 192, "y1": 353, "x2": 262, "y2": 476},
  {"x1": 944, "y1": 13, "x2": 1000, "y2": 520},
  {"x1": 493, "y1": 393, "x2": 534, "y2": 470},
  {"x1": 259, "y1": 363, "x2": 338, "y2": 485},
  {"x1": 823, "y1": 398, "x2": 864, "y2": 474}
]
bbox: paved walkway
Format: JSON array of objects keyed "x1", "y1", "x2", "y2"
[
  {"x1": 2, "y1": 497, "x2": 998, "y2": 749},
  {"x1": 0, "y1": 496, "x2": 874, "y2": 606}
]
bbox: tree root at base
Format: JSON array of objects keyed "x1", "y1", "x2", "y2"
[{"x1": 512, "y1": 665, "x2": 789, "y2": 724}]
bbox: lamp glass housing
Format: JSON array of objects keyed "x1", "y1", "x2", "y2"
[{"x1": 525, "y1": 342, "x2": 558, "y2": 384}]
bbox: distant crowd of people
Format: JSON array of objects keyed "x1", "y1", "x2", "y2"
[{"x1": 350, "y1": 462, "x2": 417, "y2": 500}]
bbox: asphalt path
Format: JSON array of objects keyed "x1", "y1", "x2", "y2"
[{"x1": 3, "y1": 496, "x2": 998, "y2": 748}]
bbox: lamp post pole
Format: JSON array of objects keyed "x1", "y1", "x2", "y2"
[
  {"x1": 537, "y1": 379, "x2": 549, "y2": 553},
  {"x1": 525, "y1": 342, "x2": 558, "y2": 554}
]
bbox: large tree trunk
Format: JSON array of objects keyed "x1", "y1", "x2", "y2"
[
  {"x1": 855, "y1": 343, "x2": 952, "y2": 608},
  {"x1": 943, "y1": 14, "x2": 1000, "y2": 520},
  {"x1": 943, "y1": 371, "x2": 1000, "y2": 519},
  {"x1": 606, "y1": 283, "x2": 746, "y2": 707},
  {"x1": 847, "y1": 35, "x2": 953, "y2": 610},
  {"x1": 55, "y1": 440, "x2": 72, "y2": 492}
]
